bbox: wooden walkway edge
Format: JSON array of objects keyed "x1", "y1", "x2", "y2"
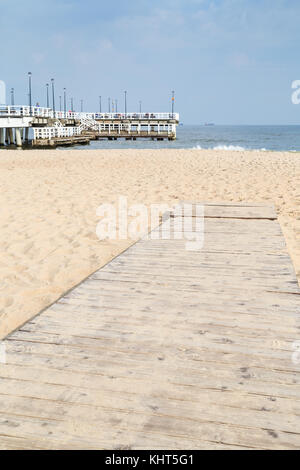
[{"x1": 0, "y1": 202, "x2": 299, "y2": 449}]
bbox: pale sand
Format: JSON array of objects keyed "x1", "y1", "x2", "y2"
[{"x1": 0, "y1": 149, "x2": 299, "y2": 339}]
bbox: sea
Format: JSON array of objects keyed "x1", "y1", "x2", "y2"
[{"x1": 65, "y1": 125, "x2": 300, "y2": 152}]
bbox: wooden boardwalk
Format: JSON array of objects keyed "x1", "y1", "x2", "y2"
[{"x1": 0, "y1": 202, "x2": 300, "y2": 450}]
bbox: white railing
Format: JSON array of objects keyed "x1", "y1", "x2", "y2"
[
  {"x1": 0, "y1": 105, "x2": 53, "y2": 118},
  {"x1": 33, "y1": 126, "x2": 82, "y2": 140},
  {"x1": 0, "y1": 106, "x2": 179, "y2": 122},
  {"x1": 93, "y1": 112, "x2": 179, "y2": 121},
  {"x1": 79, "y1": 117, "x2": 100, "y2": 132},
  {"x1": 33, "y1": 122, "x2": 176, "y2": 140},
  {"x1": 97, "y1": 122, "x2": 176, "y2": 135}
]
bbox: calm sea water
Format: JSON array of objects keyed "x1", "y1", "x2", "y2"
[{"x1": 65, "y1": 125, "x2": 300, "y2": 152}]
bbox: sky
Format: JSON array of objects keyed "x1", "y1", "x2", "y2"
[{"x1": 0, "y1": 0, "x2": 300, "y2": 124}]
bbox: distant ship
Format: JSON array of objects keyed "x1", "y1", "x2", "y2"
[{"x1": 204, "y1": 123, "x2": 215, "y2": 126}]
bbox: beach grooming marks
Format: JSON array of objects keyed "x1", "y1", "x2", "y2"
[{"x1": 0, "y1": 202, "x2": 299, "y2": 449}]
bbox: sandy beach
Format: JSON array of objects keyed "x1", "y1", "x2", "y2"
[{"x1": 0, "y1": 148, "x2": 299, "y2": 339}]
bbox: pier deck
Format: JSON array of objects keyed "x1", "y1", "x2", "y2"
[
  {"x1": 0, "y1": 107, "x2": 179, "y2": 147},
  {"x1": 0, "y1": 202, "x2": 299, "y2": 449},
  {"x1": 32, "y1": 136, "x2": 91, "y2": 148}
]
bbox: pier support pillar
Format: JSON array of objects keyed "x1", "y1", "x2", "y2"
[
  {"x1": 25, "y1": 128, "x2": 29, "y2": 144},
  {"x1": 8, "y1": 128, "x2": 14, "y2": 145},
  {"x1": 5, "y1": 128, "x2": 10, "y2": 145},
  {"x1": 15, "y1": 128, "x2": 22, "y2": 147},
  {"x1": 0, "y1": 128, "x2": 4, "y2": 146}
]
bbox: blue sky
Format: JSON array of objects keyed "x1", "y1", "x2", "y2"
[{"x1": 0, "y1": 0, "x2": 300, "y2": 124}]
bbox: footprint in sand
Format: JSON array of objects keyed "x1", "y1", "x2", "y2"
[{"x1": 3, "y1": 297, "x2": 14, "y2": 308}]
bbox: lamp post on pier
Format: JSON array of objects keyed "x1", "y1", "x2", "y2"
[
  {"x1": 108, "y1": 97, "x2": 111, "y2": 113},
  {"x1": 28, "y1": 72, "x2": 32, "y2": 115},
  {"x1": 71, "y1": 97, "x2": 74, "y2": 112},
  {"x1": 11, "y1": 88, "x2": 15, "y2": 106},
  {"x1": 51, "y1": 78, "x2": 55, "y2": 112},
  {"x1": 115, "y1": 99, "x2": 118, "y2": 113},
  {"x1": 99, "y1": 96, "x2": 102, "y2": 113},
  {"x1": 171, "y1": 90, "x2": 175, "y2": 117},
  {"x1": 46, "y1": 83, "x2": 49, "y2": 108},
  {"x1": 139, "y1": 101, "x2": 142, "y2": 113},
  {"x1": 63, "y1": 88, "x2": 66, "y2": 115}
]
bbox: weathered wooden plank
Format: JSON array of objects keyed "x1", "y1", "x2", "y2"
[
  {"x1": 1, "y1": 202, "x2": 299, "y2": 449},
  {"x1": 19, "y1": 315, "x2": 299, "y2": 341},
  {"x1": 2, "y1": 345, "x2": 299, "y2": 396},
  {"x1": 176, "y1": 201, "x2": 278, "y2": 219}
]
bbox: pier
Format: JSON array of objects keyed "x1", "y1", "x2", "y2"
[
  {"x1": 0, "y1": 106, "x2": 179, "y2": 148},
  {"x1": 0, "y1": 202, "x2": 299, "y2": 449}
]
